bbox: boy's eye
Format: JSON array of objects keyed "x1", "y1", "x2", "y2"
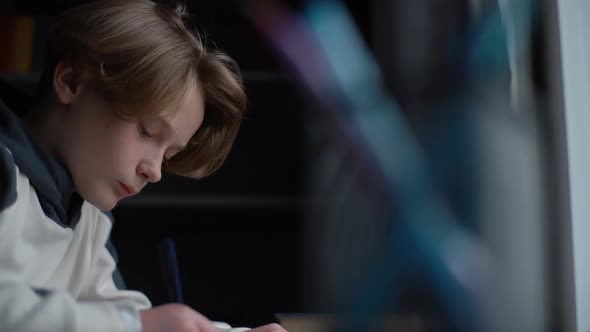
[{"x1": 138, "y1": 123, "x2": 152, "y2": 138}]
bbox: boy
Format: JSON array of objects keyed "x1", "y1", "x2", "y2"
[{"x1": 0, "y1": 1, "x2": 286, "y2": 331}]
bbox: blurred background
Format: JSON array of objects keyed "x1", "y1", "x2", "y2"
[{"x1": 1, "y1": 0, "x2": 588, "y2": 331}]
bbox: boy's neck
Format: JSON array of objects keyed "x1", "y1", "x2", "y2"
[{"x1": 24, "y1": 102, "x2": 68, "y2": 166}]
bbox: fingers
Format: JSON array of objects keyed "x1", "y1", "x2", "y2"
[
  {"x1": 141, "y1": 303, "x2": 286, "y2": 332},
  {"x1": 249, "y1": 323, "x2": 287, "y2": 332},
  {"x1": 191, "y1": 310, "x2": 220, "y2": 332},
  {"x1": 140, "y1": 303, "x2": 221, "y2": 332}
]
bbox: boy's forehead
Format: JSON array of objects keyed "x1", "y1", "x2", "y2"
[
  {"x1": 138, "y1": 99, "x2": 182, "y2": 120},
  {"x1": 127, "y1": 78, "x2": 202, "y2": 117},
  {"x1": 143, "y1": 110, "x2": 180, "y2": 129},
  {"x1": 151, "y1": 87, "x2": 204, "y2": 147}
]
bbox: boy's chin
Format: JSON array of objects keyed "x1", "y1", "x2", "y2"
[
  {"x1": 93, "y1": 201, "x2": 118, "y2": 212},
  {"x1": 84, "y1": 194, "x2": 118, "y2": 211},
  {"x1": 74, "y1": 182, "x2": 120, "y2": 211}
]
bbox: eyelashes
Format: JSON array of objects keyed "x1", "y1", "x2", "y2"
[{"x1": 138, "y1": 123, "x2": 153, "y2": 138}]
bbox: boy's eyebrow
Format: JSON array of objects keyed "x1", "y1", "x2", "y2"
[{"x1": 156, "y1": 116, "x2": 187, "y2": 151}]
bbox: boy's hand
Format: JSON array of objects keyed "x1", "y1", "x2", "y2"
[
  {"x1": 140, "y1": 303, "x2": 219, "y2": 332},
  {"x1": 249, "y1": 323, "x2": 287, "y2": 332}
]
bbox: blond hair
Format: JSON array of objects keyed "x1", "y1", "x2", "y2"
[{"x1": 37, "y1": 0, "x2": 246, "y2": 178}]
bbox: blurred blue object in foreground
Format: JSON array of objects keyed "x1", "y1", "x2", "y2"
[{"x1": 244, "y1": 1, "x2": 503, "y2": 331}]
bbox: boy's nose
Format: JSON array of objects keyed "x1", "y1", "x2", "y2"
[{"x1": 137, "y1": 160, "x2": 162, "y2": 183}]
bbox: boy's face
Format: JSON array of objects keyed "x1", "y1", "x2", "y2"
[{"x1": 56, "y1": 71, "x2": 205, "y2": 211}]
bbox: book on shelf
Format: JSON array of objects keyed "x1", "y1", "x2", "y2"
[{"x1": 0, "y1": 16, "x2": 47, "y2": 74}]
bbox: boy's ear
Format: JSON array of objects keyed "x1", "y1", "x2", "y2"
[{"x1": 53, "y1": 60, "x2": 86, "y2": 105}]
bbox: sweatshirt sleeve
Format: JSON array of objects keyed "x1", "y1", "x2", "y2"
[
  {"x1": 77, "y1": 205, "x2": 152, "y2": 332},
  {"x1": 0, "y1": 282, "x2": 138, "y2": 332},
  {"x1": 0, "y1": 143, "x2": 17, "y2": 211},
  {"x1": 0, "y1": 145, "x2": 149, "y2": 332}
]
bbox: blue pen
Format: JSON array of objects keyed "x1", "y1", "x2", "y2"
[
  {"x1": 159, "y1": 238, "x2": 184, "y2": 303},
  {"x1": 159, "y1": 239, "x2": 236, "y2": 330}
]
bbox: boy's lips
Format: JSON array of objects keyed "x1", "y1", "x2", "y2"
[{"x1": 117, "y1": 181, "x2": 138, "y2": 196}]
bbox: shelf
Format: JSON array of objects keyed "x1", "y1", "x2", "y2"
[{"x1": 118, "y1": 194, "x2": 307, "y2": 209}]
